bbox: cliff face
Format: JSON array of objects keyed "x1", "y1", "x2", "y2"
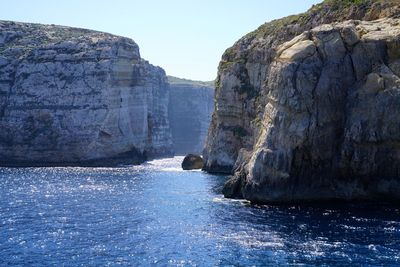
[
  {"x1": 168, "y1": 76, "x2": 214, "y2": 155},
  {"x1": 204, "y1": 0, "x2": 400, "y2": 174},
  {"x1": 204, "y1": 0, "x2": 400, "y2": 202},
  {"x1": 0, "y1": 21, "x2": 173, "y2": 166}
]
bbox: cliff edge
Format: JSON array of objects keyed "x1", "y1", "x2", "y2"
[
  {"x1": 203, "y1": 0, "x2": 400, "y2": 202},
  {"x1": 0, "y1": 21, "x2": 173, "y2": 166}
]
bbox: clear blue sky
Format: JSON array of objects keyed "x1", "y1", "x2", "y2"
[{"x1": 0, "y1": 0, "x2": 322, "y2": 81}]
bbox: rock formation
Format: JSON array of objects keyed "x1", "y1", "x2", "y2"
[
  {"x1": 168, "y1": 76, "x2": 214, "y2": 155},
  {"x1": 0, "y1": 20, "x2": 173, "y2": 166},
  {"x1": 204, "y1": 0, "x2": 400, "y2": 202},
  {"x1": 181, "y1": 154, "x2": 204, "y2": 170}
]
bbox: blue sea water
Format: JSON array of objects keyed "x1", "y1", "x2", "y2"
[{"x1": 0, "y1": 157, "x2": 399, "y2": 266}]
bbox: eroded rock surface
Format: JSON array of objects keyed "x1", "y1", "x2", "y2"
[
  {"x1": 204, "y1": 0, "x2": 400, "y2": 174},
  {"x1": 225, "y1": 18, "x2": 400, "y2": 203},
  {"x1": 0, "y1": 21, "x2": 173, "y2": 166},
  {"x1": 204, "y1": 0, "x2": 400, "y2": 202}
]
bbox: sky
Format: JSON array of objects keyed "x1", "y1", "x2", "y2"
[{"x1": 0, "y1": 0, "x2": 322, "y2": 81}]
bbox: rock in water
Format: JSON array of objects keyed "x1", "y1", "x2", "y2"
[
  {"x1": 0, "y1": 21, "x2": 173, "y2": 166},
  {"x1": 182, "y1": 154, "x2": 204, "y2": 170},
  {"x1": 203, "y1": 0, "x2": 400, "y2": 203}
]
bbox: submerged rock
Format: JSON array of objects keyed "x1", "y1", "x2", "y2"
[
  {"x1": 182, "y1": 154, "x2": 204, "y2": 170},
  {"x1": 0, "y1": 20, "x2": 173, "y2": 166},
  {"x1": 204, "y1": 0, "x2": 400, "y2": 203}
]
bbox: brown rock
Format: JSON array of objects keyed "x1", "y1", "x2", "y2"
[{"x1": 182, "y1": 154, "x2": 204, "y2": 170}]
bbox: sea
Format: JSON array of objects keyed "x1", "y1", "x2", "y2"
[{"x1": 1, "y1": 157, "x2": 399, "y2": 266}]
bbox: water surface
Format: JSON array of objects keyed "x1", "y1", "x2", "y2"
[{"x1": 1, "y1": 157, "x2": 399, "y2": 266}]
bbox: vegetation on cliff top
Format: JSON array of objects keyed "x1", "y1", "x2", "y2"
[
  {"x1": 247, "y1": 0, "x2": 397, "y2": 39},
  {"x1": 167, "y1": 76, "x2": 214, "y2": 88},
  {"x1": 248, "y1": 0, "x2": 399, "y2": 39},
  {"x1": 218, "y1": 0, "x2": 400, "y2": 79}
]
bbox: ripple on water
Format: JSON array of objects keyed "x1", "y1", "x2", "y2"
[{"x1": 0, "y1": 157, "x2": 399, "y2": 266}]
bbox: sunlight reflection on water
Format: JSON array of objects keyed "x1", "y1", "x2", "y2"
[{"x1": 0, "y1": 157, "x2": 399, "y2": 266}]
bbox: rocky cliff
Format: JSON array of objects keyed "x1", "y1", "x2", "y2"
[
  {"x1": 0, "y1": 21, "x2": 173, "y2": 166},
  {"x1": 168, "y1": 76, "x2": 214, "y2": 155},
  {"x1": 204, "y1": 0, "x2": 400, "y2": 202}
]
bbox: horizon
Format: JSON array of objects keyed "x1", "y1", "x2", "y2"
[{"x1": 0, "y1": 0, "x2": 322, "y2": 81}]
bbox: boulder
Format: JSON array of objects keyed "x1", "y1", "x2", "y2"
[{"x1": 182, "y1": 154, "x2": 204, "y2": 170}]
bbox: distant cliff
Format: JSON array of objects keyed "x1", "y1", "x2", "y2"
[
  {"x1": 168, "y1": 76, "x2": 214, "y2": 155},
  {"x1": 204, "y1": 0, "x2": 400, "y2": 202},
  {"x1": 0, "y1": 20, "x2": 173, "y2": 166}
]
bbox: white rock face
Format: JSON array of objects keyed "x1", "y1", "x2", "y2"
[
  {"x1": 0, "y1": 21, "x2": 173, "y2": 166},
  {"x1": 168, "y1": 78, "x2": 214, "y2": 155},
  {"x1": 224, "y1": 19, "x2": 400, "y2": 203},
  {"x1": 203, "y1": 0, "x2": 400, "y2": 175},
  {"x1": 204, "y1": 1, "x2": 400, "y2": 203}
]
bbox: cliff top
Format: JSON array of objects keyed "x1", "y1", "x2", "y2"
[
  {"x1": 167, "y1": 76, "x2": 214, "y2": 88},
  {"x1": 222, "y1": 0, "x2": 400, "y2": 64},
  {"x1": 248, "y1": 0, "x2": 400, "y2": 39},
  {"x1": 0, "y1": 20, "x2": 140, "y2": 57}
]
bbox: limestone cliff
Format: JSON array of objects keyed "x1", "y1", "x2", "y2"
[
  {"x1": 204, "y1": 0, "x2": 400, "y2": 202},
  {"x1": 168, "y1": 76, "x2": 214, "y2": 155},
  {"x1": 0, "y1": 20, "x2": 173, "y2": 166}
]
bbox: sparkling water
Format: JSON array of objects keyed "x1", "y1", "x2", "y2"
[{"x1": 1, "y1": 157, "x2": 399, "y2": 266}]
